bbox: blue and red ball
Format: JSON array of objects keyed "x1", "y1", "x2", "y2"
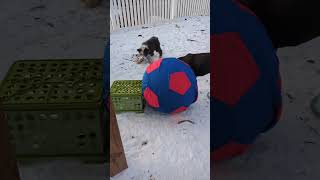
[{"x1": 142, "y1": 58, "x2": 198, "y2": 113}]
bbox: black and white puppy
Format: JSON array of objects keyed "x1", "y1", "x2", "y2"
[{"x1": 134, "y1": 36, "x2": 163, "y2": 64}]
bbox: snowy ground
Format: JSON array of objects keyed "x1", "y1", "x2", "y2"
[{"x1": 110, "y1": 16, "x2": 210, "y2": 180}]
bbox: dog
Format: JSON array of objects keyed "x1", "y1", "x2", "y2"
[
  {"x1": 134, "y1": 36, "x2": 162, "y2": 64},
  {"x1": 178, "y1": 53, "x2": 210, "y2": 76}
]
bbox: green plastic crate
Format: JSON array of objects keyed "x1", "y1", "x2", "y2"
[
  {"x1": 111, "y1": 80, "x2": 145, "y2": 113},
  {"x1": 0, "y1": 59, "x2": 107, "y2": 162}
]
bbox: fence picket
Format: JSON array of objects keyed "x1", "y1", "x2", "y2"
[{"x1": 110, "y1": 0, "x2": 209, "y2": 31}]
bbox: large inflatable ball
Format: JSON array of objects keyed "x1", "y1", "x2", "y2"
[
  {"x1": 212, "y1": 0, "x2": 282, "y2": 161},
  {"x1": 142, "y1": 58, "x2": 198, "y2": 113}
]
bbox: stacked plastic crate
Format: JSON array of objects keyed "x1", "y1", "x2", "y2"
[{"x1": 0, "y1": 59, "x2": 106, "y2": 162}]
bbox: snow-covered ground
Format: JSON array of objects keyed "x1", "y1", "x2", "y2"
[{"x1": 110, "y1": 16, "x2": 210, "y2": 180}]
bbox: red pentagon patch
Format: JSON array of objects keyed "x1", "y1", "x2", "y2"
[
  {"x1": 143, "y1": 87, "x2": 159, "y2": 108},
  {"x1": 212, "y1": 141, "x2": 251, "y2": 161},
  {"x1": 169, "y1": 72, "x2": 191, "y2": 95},
  {"x1": 211, "y1": 32, "x2": 260, "y2": 106},
  {"x1": 171, "y1": 106, "x2": 187, "y2": 114},
  {"x1": 146, "y1": 58, "x2": 163, "y2": 74}
]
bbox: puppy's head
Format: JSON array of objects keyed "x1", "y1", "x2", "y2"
[{"x1": 137, "y1": 44, "x2": 150, "y2": 56}]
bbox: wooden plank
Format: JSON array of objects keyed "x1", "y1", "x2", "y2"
[
  {"x1": 0, "y1": 107, "x2": 20, "y2": 180},
  {"x1": 186, "y1": 0, "x2": 190, "y2": 16},
  {"x1": 183, "y1": 0, "x2": 187, "y2": 17},
  {"x1": 146, "y1": 0, "x2": 150, "y2": 24},
  {"x1": 128, "y1": 0, "x2": 135, "y2": 26},
  {"x1": 133, "y1": 0, "x2": 138, "y2": 26},
  {"x1": 117, "y1": 0, "x2": 125, "y2": 28},
  {"x1": 208, "y1": 0, "x2": 211, "y2": 15},
  {"x1": 161, "y1": 0, "x2": 164, "y2": 19},
  {"x1": 149, "y1": 0, "x2": 154, "y2": 23},
  {"x1": 192, "y1": 0, "x2": 196, "y2": 16},
  {"x1": 177, "y1": 0, "x2": 181, "y2": 18},
  {"x1": 121, "y1": 0, "x2": 127, "y2": 27},
  {"x1": 124, "y1": 0, "x2": 131, "y2": 27},
  {"x1": 110, "y1": 0, "x2": 210, "y2": 31},
  {"x1": 111, "y1": 0, "x2": 120, "y2": 29},
  {"x1": 136, "y1": 0, "x2": 141, "y2": 25},
  {"x1": 109, "y1": 97, "x2": 128, "y2": 177},
  {"x1": 143, "y1": 0, "x2": 147, "y2": 25}
]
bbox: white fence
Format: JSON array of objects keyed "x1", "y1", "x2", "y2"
[{"x1": 110, "y1": 0, "x2": 210, "y2": 31}]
